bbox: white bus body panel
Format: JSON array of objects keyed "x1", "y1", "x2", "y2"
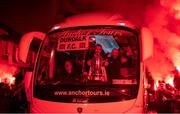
[{"x1": 31, "y1": 98, "x2": 142, "y2": 113}]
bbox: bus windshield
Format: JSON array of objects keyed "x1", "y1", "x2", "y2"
[{"x1": 34, "y1": 26, "x2": 140, "y2": 103}]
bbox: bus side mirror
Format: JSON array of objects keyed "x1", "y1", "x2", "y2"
[
  {"x1": 19, "y1": 31, "x2": 45, "y2": 64},
  {"x1": 141, "y1": 27, "x2": 153, "y2": 61}
]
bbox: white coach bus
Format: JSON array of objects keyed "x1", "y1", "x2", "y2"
[{"x1": 20, "y1": 12, "x2": 153, "y2": 113}]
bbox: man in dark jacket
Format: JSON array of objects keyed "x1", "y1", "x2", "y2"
[{"x1": 107, "y1": 48, "x2": 121, "y2": 81}]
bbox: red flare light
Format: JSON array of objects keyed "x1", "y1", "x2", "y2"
[
  {"x1": 0, "y1": 69, "x2": 15, "y2": 86},
  {"x1": 165, "y1": 75, "x2": 174, "y2": 87},
  {"x1": 154, "y1": 80, "x2": 159, "y2": 91},
  {"x1": 176, "y1": 66, "x2": 180, "y2": 72}
]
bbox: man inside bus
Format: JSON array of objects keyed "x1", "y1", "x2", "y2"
[
  {"x1": 120, "y1": 46, "x2": 133, "y2": 67},
  {"x1": 107, "y1": 48, "x2": 121, "y2": 82},
  {"x1": 84, "y1": 44, "x2": 108, "y2": 81},
  {"x1": 60, "y1": 60, "x2": 79, "y2": 83}
]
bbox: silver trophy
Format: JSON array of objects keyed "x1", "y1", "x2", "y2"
[{"x1": 90, "y1": 53, "x2": 103, "y2": 80}]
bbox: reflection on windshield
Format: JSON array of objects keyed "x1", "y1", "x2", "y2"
[{"x1": 34, "y1": 28, "x2": 139, "y2": 103}]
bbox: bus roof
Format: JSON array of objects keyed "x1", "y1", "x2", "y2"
[{"x1": 50, "y1": 12, "x2": 136, "y2": 32}]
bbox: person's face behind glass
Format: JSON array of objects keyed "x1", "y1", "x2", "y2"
[
  {"x1": 95, "y1": 45, "x2": 102, "y2": 54},
  {"x1": 112, "y1": 49, "x2": 119, "y2": 59},
  {"x1": 64, "y1": 61, "x2": 72, "y2": 73}
]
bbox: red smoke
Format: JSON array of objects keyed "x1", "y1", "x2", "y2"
[{"x1": 145, "y1": 0, "x2": 180, "y2": 83}]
